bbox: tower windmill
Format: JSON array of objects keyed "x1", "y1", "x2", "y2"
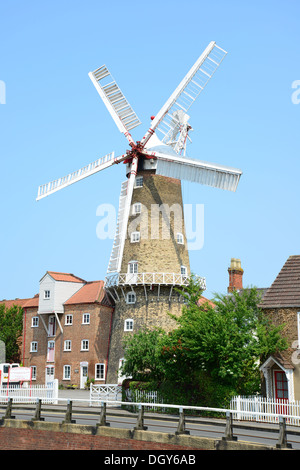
[{"x1": 37, "y1": 41, "x2": 242, "y2": 383}]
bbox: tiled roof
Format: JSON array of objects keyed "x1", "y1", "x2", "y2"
[
  {"x1": 0, "y1": 298, "x2": 32, "y2": 309},
  {"x1": 23, "y1": 295, "x2": 39, "y2": 308},
  {"x1": 198, "y1": 296, "x2": 215, "y2": 308},
  {"x1": 260, "y1": 255, "x2": 300, "y2": 308},
  {"x1": 64, "y1": 281, "x2": 113, "y2": 307},
  {"x1": 44, "y1": 271, "x2": 86, "y2": 283}
]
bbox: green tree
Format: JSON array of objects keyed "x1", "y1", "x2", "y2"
[
  {"x1": 165, "y1": 278, "x2": 288, "y2": 394},
  {"x1": 121, "y1": 276, "x2": 288, "y2": 399},
  {"x1": 0, "y1": 304, "x2": 23, "y2": 363},
  {"x1": 121, "y1": 327, "x2": 167, "y2": 381}
]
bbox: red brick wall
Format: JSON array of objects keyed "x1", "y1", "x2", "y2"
[
  {"x1": 22, "y1": 303, "x2": 113, "y2": 387},
  {"x1": 0, "y1": 427, "x2": 199, "y2": 451}
]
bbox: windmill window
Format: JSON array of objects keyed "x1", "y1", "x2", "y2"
[
  {"x1": 133, "y1": 203, "x2": 142, "y2": 214},
  {"x1": 176, "y1": 233, "x2": 184, "y2": 244},
  {"x1": 135, "y1": 176, "x2": 143, "y2": 188},
  {"x1": 131, "y1": 231, "x2": 140, "y2": 243},
  {"x1": 181, "y1": 265, "x2": 187, "y2": 276},
  {"x1": 126, "y1": 292, "x2": 136, "y2": 304},
  {"x1": 128, "y1": 261, "x2": 138, "y2": 274},
  {"x1": 124, "y1": 319, "x2": 134, "y2": 331}
]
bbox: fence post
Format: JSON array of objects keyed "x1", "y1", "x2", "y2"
[
  {"x1": 134, "y1": 404, "x2": 148, "y2": 431},
  {"x1": 63, "y1": 400, "x2": 76, "y2": 424},
  {"x1": 97, "y1": 402, "x2": 110, "y2": 427},
  {"x1": 31, "y1": 398, "x2": 44, "y2": 422},
  {"x1": 276, "y1": 417, "x2": 292, "y2": 449},
  {"x1": 3, "y1": 397, "x2": 14, "y2": 420},
  {"x1": 222, "y1": 411, "x2": 237, "y2": 441},
  {"x1": 175, "y1": 407, "x2": 190, "y2": 435}
]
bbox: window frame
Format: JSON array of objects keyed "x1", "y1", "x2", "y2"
[
  {"x1": 134, "y1": 176, "x2": 143, "y2": 188},
  {"x1": 30, "y1": 341, "x2": 38, "y2": 353},
  {"x1": 31, "y1": 316, "x2": 39, "y2": 327},
  {"x1": 65, "y1": 314, "x2": 73, "y2": 325},
  {"x1": 133, "y1": 202, "x2": 142, "y2": 214},
  {"x1": 130, "y1": 231, "x2": 140, "y2": 243},
  {"x1": 64, "y1": 340, "x2": 72, "y2": 351},
  {"x1": 128, "y1": 261, "x2": 138, "y2": 274},
  {"x1": 95, "y1": 363, "x2": 105, "y2": 380},
  {"x1": 81, "y1": 339, "x2": 89, "y2": 351},
  {"x1": 82, "y1": 313, "x2": 90, "y2": 325},
  {"x1": 124, "y1": 319, "x2": 134, "y2": 331},
  {"x1": 181, "y1": 265, "x2": 187, "y2": 276},
  {"x1": 126, "y1": 291, "x2": 136, "y2": 304},
  {"x1": 44, "y1": 290, "x2": 50, "y2": 299},
  {"x1": 63, "y1": 365, "x2": 71, "y2": 380},
  {"x1": 176, "y1": 232, "x2": 184, "y2": 245}
]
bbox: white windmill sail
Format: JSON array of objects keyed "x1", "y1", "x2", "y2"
[
  {"x1": 141, "y1": 149, "x2": 242, "y2": 192},
  {"x1": 36, "y1": 152, "x2": 130, "y2": 200},
  {"x1": 106, "y1": 180, "x2": 128, "y2": 275},
  {"x1": 141, "y1": 41, "x2": 227, "y2": 149},
  {"x1": 106, "y1": 156, "x2": 139, "y2": 284},
  {"x1": 89, "y1": 65, "x2": 141, "y2": 145}
]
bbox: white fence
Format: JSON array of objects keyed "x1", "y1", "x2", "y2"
[
  {"x1": 90, "y1": 384, "x2": 122, "y2": 406},
  {"x1": 0, "y1": 379, "x2": 58, "y2": 404},
  {"x1": 230, "y1": 395, "x2": 300, "y2": 426}
]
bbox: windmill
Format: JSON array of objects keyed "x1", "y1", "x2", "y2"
[{"x1": 37, "y1": 41, "x2": 242, "y2": 382}]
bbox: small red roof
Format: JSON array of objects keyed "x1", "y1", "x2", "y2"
[
  {"x1": 0, "y1": 298, "x2": 32, "y2": 309},
  {"x1": 198, "y1": 296, "x2": 215, "y2": 308},
  {"x1": 43, "y1": 271, "x2": 86, "y2": 283},
  {"x1": 64, "y1": 281, "x2": 110, "y2": 305}
]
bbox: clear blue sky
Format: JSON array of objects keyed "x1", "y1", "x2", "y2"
[{"x1": 0, "y1": 0, "x2": 299, "y2": 300}]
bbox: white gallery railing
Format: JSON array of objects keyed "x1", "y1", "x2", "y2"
[{"x1": 105, "y1": 272, "x2": 206, "y2": 289}]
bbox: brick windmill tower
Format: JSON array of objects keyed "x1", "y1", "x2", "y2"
[{"x1": 37, "y1": 41, "x2": 242, "y2": 383}]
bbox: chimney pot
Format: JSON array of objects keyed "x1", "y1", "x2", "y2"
[{"x1": 228, "y1": 258, "x2": 244, "y2": 293}]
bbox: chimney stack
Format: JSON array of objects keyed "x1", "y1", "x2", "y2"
[{"x1": 228, "y1": 258, "x2": 244, "y2": 293}]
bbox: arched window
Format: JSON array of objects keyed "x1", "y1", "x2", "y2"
[{"x1": 126, "y1": 291, "x2": 136, "y2": 304}]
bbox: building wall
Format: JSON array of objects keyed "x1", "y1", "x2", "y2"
[
  {"x1": 38, "y1": 275, "x2": 85, "y2": 314},
  {"x1": 106, "y1": 285, "x2": 185, "y2": 383},
  {"x1": 120, "y1": 172, "x2": 190, "y2": 274},
  {"x1": 23, "y1": 303, "x2": 113, "y2": 387},
  {"x1": 263, "y1": 307, "x2": 300, "y2": 400}
]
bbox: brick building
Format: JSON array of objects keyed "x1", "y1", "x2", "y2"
[
  {"x1": 259, "y1": 256, "x2": 300, "y2": 401},
  {"x1": 20, "y1": 271, "x2": 114, "y2": 388}
]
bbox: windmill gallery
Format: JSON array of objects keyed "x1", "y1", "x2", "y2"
[{"x1": 19, "y1": 41, "x2": 243, "y2": 386}]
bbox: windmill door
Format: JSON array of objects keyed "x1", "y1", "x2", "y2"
[{"x1": 274, "y1": 371, "x2": 289, "y2": 415}]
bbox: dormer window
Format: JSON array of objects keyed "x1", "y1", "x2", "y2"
[{"x1": 44, "y1": 290, "x2": 50, "y2": 299}]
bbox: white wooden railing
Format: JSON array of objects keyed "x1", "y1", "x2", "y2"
[
  {"x1": 90, "y1": 384, "x2": 122, "y2": 406},
  {"x1": 230, "y1": 395, "x2": 300, "y2": 426},
  {"x1": 0, "y1": 380, "x2": 58, "y2": 404},
  {"x1": 105, "y1": 272, "x2": 206, "y2": 289}
]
